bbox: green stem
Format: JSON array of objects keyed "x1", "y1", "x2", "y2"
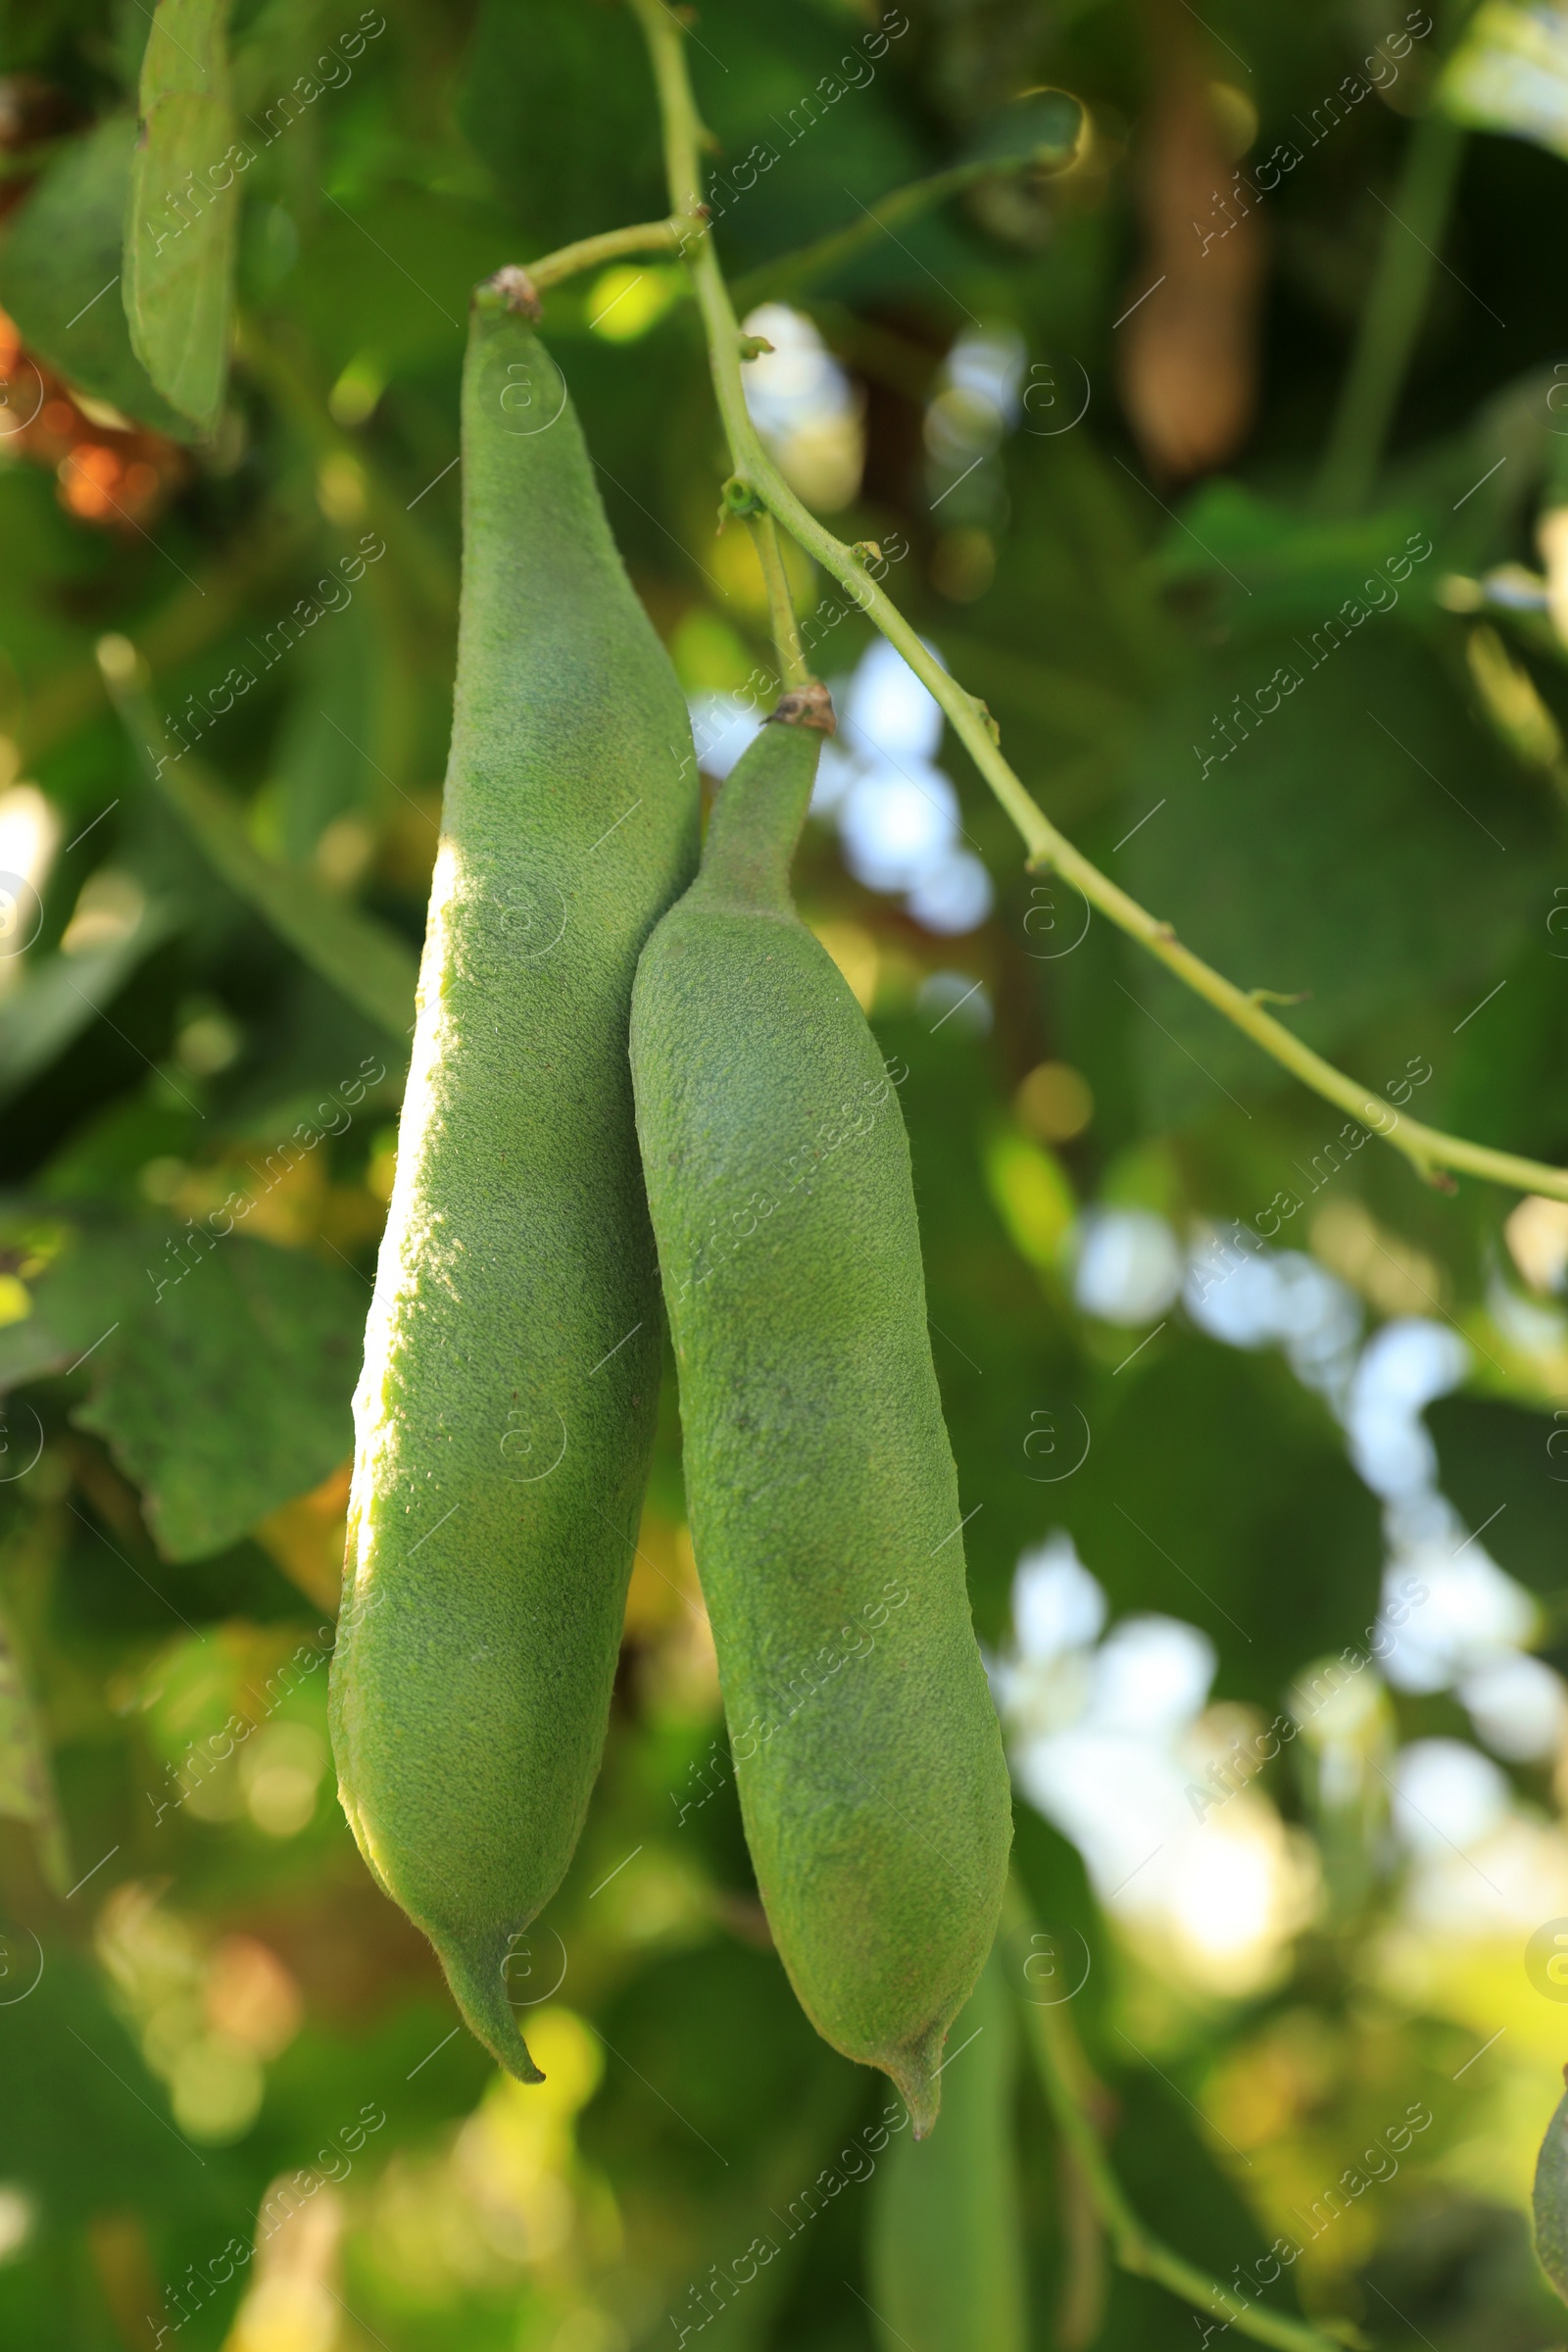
[
  {"x1": 751, "y1": 512, "x2": 808, "y2": 689},
  {"x1": 527, "y1": 216, "x2": 683, "y2": 295},
  {"x1": 1001, "y1": 1886, "x2": 1352, "y2": 2352},
  {"x1": 629, "y1": 0, "x2": 1568, "y2": 1208},
  {"x1": 1315, "y1": 109, "x2": 1466, "y2": 515}
]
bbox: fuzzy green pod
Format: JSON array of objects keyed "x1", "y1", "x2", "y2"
[
  {"x1": 629, "y1": 690, "x2": 1011, "y2": 2132},
  {"x1": 330, "y1": 277, "x2": 698, "y2": 2080}
]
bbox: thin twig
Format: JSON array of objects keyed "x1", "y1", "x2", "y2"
[
  {"x1": 628, "y1": 0, "x2": 1568, "y2": 1208},
  {"x1": 1000, "y1": 1883, "x2": 1353, "y2": 2352},
  {"x1": 527, "y1": 216, "x2": 684, "y2": 295}
]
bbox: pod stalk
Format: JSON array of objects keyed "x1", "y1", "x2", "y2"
[{"x1": 694, "y1": 692, "x2": 831, "y2": 910}]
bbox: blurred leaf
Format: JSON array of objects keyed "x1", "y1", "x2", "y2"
[
  {"x1": 1101, "y1": 2068, "x2": 1314, "y2": 2345},
  {"x1": 1429, "y1": 1394, "x2": 1566, "y2": 1605},
  {"x1": 457, "y1": 0, "x2": 664, "y2": 248},
  {"x1": 1122, "y1": 633, "x2": 1550, "y2": 1124},
  {"x1": 866, "y1": 1937, "x2": 1026, "y2": 2352},
  {"x1": 3, "y1": 1220, "x2": 363, "y2": 1560},
  {"x1": 1056, "y1": 1338, "x2": 1384, "y2": 1694},
  {"x1": 1535, "y1": 2078, "x2": 1568, "y2": 2303},
  {"x1": 739, "y1": 94, "x2": 1088, "y2": 306},
  {"x1": 1157, "y1": 482, "x2": 1442, "y2": 637},
  {"x1": 124, "y1": 0, "x2": 240, "y2": 434},
  {"x1": 269, "y1": 186, "x2": 504, "y2": 381},
  {"x1": 103, "y1": 659, "x2": 417, "y2": 1043},
  {"x1": 80, "y1": 1239, "x2": 362, "y2": 1560},
  {"x1": 0, "y1": 1948, "x2": 236, "y2": 2221},
  {"x1": 0, "y1": 117, "x2": 201, "y2": 441},
  {"x1": 265, "y1": 595, "x2": 378, "y2": 864},
  {"x1": 689, "y1": 0, "x2": 925, "y2": 272},
  {"x1": 0, "y1": 904, "x2": 183, "y2": 1111}
]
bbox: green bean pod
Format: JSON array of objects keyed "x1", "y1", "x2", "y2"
[
  {"x1": 330, "y1": 275, "x2": 698, "y2": 2080},
  {"x1": 629, "y1": 690, "x2": 1011, "y2": 2132}
]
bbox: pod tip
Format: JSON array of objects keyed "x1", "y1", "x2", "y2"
[
  {"x1": 435, "y1": 1927, "x2": 547, "y2": 2085},
  {"x1": 887, "y1": 2021, "x2": 948, "y2": 2140}
]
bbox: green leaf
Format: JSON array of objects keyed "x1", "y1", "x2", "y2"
[
  {"x1": 1121, "y1": 632, "x2": 1550, "y2": 1124},
  {"x1": 1153, "y1": 482, "x2": 1442, "y2": 637},
  {"x1": 1430, "y1": 1395, "x2": 1567, "y2": 1595},
  {"x1": 74, "y1": 1236, "x2": 362, "y2": 1560},
  {"x1": 3, "y1": 1218, "x2": 364, "y2": 1561},
  {"x1": 865, "y1": 1939, "x2": 1026, "y2": 2352},
  {"x1": 265, "y1": 593, "x2": 379, "y2": 864},
  {"x1": 0, "y1": 116, "x2": 201, "y2": 442},
  {"x1": 124, "y1": 0, "x2": 241, "y2": 435},
  {"x1": 1534, "y1": 2077, "x2": 1568, "y2": 2302},
  {"x1": 1050, "y1": 1337, "x2": 1383, "y2": 1697},
  {"x1": 0, "y1": 1948, "x2": 238, "y2": 2223},
  {"x1": 101, "y1": 649, "x2": 417, "y2": 1044}
]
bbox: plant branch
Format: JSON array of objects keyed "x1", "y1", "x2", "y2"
[
  {"x1": 526, "y1": 216, "x2": 684, "y2": 296},
  {"x1": 1001, "y1": 1884, "x2": 1354, "y2": 2352},
  {"x1": 1315, "y1": 108, "x2": 1466, "y2": 515},
  {"x1": 629, "y1": 0, "x2": 1568, "y2": 1208}
]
